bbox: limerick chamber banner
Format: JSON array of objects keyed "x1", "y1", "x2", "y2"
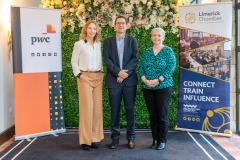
[
  {"x1": 11, "y1": 6, "x2": 65, "y2": 140},
  {"x1": 176, "y1": 2, "x2": 232, "y2": 136}
]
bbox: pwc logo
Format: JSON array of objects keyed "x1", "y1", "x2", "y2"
[
  {"x1": 31, "y1": 24, "x2": 56, "y2": 45},
  {"x1": 42, "y1": 24, "x2": 56, "y2": 34}
]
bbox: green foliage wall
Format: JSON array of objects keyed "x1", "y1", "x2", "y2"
[{"x1": 62, "y1": 26, "x2": 179, "y2": 129}]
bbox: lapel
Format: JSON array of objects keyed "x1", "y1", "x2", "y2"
[
  {"x1": 122, "y1": 35, "x2": 129, "y2": 68},
  {"x1": 111, "y1": 36, "x2": 120, "y2": 67}
]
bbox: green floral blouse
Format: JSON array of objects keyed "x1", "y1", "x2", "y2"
[{"x1": 139, "y1": 46, "x2": 176, "y2": 90}]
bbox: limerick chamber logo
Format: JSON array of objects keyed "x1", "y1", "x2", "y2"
[
  {"x1": 185, "y1": 13, "x2": 196, "y2": 24},
  {"x1": 42, "y1": 24, "x2": 56, "y2": 34},
  {"x1": 183, "y1": 104, "x2": 200, "y2": 113}
]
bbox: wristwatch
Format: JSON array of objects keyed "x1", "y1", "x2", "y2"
[{"x1": 77, "y1": 73, "x2": 82, "y2": 78}]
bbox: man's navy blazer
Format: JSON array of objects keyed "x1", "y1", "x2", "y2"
[{"x1": 103, "y1": 35, "x2": 138, "y2": 89}]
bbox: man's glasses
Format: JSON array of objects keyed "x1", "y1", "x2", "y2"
[{"x1": 116, "y1": 22, "x2": 126, "y2": 25}]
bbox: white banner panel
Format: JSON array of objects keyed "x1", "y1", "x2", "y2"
[
  {"x1": 179, "y1": 2, "x2": 232, "y2": 38},
  {"x1": 11, "y1": 6, "x2": 65, "y2": 141},
  {"x1": 20, "y1": 8, "x2": 62, "y2": 73}
]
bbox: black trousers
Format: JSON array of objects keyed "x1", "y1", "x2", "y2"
[
  {"x1": 142, "y1": 87, "x2": 173, "y2": 143},
  {"x1": 108, "y1": 84, "x2": 136, "y2": 141}
]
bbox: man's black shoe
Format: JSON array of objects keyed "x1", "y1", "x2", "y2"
[
  {"x1": 109, "y1": 140, "x2": 119, "y2": 149},
  {"x1": 82, "y1": 144, "x2": 90, "y2": 151},
  {"x1": 151, "y1": 140, "x2": 157, "y2": 149},
  {"x1": 156, "y1": 143, "x2": 166, "y2": 150},
  {"x1": 91, "y1": 143, "x2": 99, "y2": 148},
  {"x1": 128, "y1": 140, "x2": 135, "y2": 149}
]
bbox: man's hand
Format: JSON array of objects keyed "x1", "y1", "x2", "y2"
[
  {"x1": 117, "y1": 77, "x2": 124, "y2": 83},
  {"x1": 118, "y1": 70, "x2": 129, "y2": 79}
]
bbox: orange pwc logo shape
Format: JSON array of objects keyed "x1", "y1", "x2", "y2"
[{"x1": 42, "y1": 24, "x2": 56, "y2": 34}]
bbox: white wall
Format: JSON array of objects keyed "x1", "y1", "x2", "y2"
[
  {"x1": 0, "y1": 0, "x2": 14, "y2": 134},
  {"x1": 0, "y1": 0, "x2": 41, "y2": 134}
]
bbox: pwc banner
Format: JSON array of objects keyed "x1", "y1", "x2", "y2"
[
  {"x1": 176, "y1": 3, "x2": 232, "y2": 136},
  {"x1": 11, "y1": 7, "x2": 65, "y2": 140}
]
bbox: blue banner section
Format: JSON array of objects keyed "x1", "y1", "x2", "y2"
[{"x1": 178, "y1": 68, "x2": 230, "y2": 134}]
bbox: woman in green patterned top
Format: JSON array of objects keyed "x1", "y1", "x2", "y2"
[{"x1": 139, "y1": 28, "x2": 176, "y2": 150}]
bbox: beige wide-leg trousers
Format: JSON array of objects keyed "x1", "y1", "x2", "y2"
[{"x1": 77, "y1": 72, "x2": 104, "y2": 145}]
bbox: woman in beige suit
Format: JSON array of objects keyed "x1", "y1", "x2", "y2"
[{"x1": 71, "y1": 20, "x2": 104, "y2": 151}]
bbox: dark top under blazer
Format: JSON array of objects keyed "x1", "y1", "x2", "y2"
[{"x1": 103, "y1": 35, "x2": 138, "y2": 88}]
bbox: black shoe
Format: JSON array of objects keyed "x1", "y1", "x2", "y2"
[
  {"x1": 128, "y1": 140, "x2": 135, "y2": 149},
  {"x1": 156, "y1": 143, "x2": 166, "y2": 150},
  {"x1": 109, "y1": 140, "x2": 119, "y2": 149},
  {"x1": 82, "y1": 144, "x2": 90, "y2": 151},
  {"x1": 151, "y1": 140, "x2": 157, "y2": 149},
  {"x1": 91, "y1": 143, "x2": 99, "y2": 148}
]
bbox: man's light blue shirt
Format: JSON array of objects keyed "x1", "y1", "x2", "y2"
[{"x1": 116, "y1": 36, "x2": 125, "y2": 69}]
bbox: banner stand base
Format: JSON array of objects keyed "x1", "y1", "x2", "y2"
[
  {"x1": 175, "y1": 127, "x2": 232, "y2": 137},
  {"x1": 14, "y1": 129, "x2": 66, "y2": 141}
]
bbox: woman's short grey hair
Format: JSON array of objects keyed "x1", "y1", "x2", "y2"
[{"x1": 151, "y1": 28, "x2": 165, "y2": 40}]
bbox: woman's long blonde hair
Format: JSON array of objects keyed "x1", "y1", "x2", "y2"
[{"x1": 79, "y1": 20, "x2": 101, "y2": 42}]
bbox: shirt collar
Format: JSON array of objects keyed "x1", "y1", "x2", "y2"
[{"x1": 116, "y1": 35, "x2": 125, "y2": 40}]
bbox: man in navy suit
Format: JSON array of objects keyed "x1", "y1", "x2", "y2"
[{"x1": 103, "y1": 16, "x2": 138, "y2": 149}]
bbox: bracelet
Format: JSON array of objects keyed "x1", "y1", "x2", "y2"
[
  {"x1": 77, "y1": 73, "x2": 82, "y2": 78},
  {"x1": 158, "y1": 78, "x2": 161, "y2": 83}
]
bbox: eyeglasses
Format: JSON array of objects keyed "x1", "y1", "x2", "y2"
[{"x1": 116, "y1": 22, "x2": 126, "y2": 25}]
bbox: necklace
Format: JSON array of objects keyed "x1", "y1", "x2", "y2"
[{"x1": 153, "y1": 45, "x2": 163, "y2": 55}]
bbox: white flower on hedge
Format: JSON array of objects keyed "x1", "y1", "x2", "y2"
[
  {"x1": 84, "y1": 0, "x2": 91, "y2": 3},
  {"x1": 129, "y1": 17, "x2": 133, "y2": 22},
  {"x1": 70, "y1": 8, "x2": 75, "y2": 12},
  {"x1": 78, "y1": 4, "x2": 85, "y2": 13},
  {"x1": 173, "y1": 21, "x2": 179, "y2": 27},
  {"x1": 163, "y1": 21, "x2": 168, "y2": 26},
  {"x1": 144, "y1": 24, "x2": 151, "y2": 30},
  {"x1": 157, "y1": 17, "x2": 163, "y2": 25},
  {"x1": 167, "y1": 12, "x2": 173, "y2": 16},
  {"x1": 150, "y1": 16, "x2": 157, "y2": 27},
  {"x1": 147, "y1": 2, "x2": 152, "y2": 8},
  {"x1": 152, "y1": 10, "x2": 157, "y2": 15},
  {"x1": 156, "y1": 1, "x2": 161, "y2": 7},
  {"x1": 138, "y1": 7, "x2": 142, "y2": 12},
  {"x1": 40, "y1": 0, "x2": 184, "y2": 33},
  {"x1": 63, "y1": 1, "x2": 67, "y2": 6},
  {"x1": 88, "y1": 7, "x2": 92, "y2": 11},
  {"x1": 93, "y1": 0, "x2": 98, "y2": 6},
  {"x1": 168, "y1": 18, "x2": 173, "y2": 23},
  {"x1": 172, "y1": 26, "x2": 179, "y2": 34},
  {"x1": 170, "y1": 4, "x2": 176, "y2": 9},
  {"x1": 61, "y1": 8, "x2": 68, "y2": 15},
  {"x1": 127, "y1": 23, "x2": 131, "y2": 29},
  {"x1": 142, "y1": 0, "x2": 147, "y2": 4},
  {"x1": 173, "y1": 14, "x2": 179, "y2": 21},
  {"x1": 54, "y1": 0, "x2": 62, "y2": 5},
  {"x1": 124, "y1": 4, "x2": 133, "y2": 13},
  {"x1": 164, "y1": 6, "x2": 170, "y2": 11}
]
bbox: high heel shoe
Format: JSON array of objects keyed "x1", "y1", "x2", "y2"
[
  {"x1": 91, "y1": 142, "x2": 99, "y2": 148},
  {"x1": 82, "y1": 144, "x2": 90, "y2": 151}
]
